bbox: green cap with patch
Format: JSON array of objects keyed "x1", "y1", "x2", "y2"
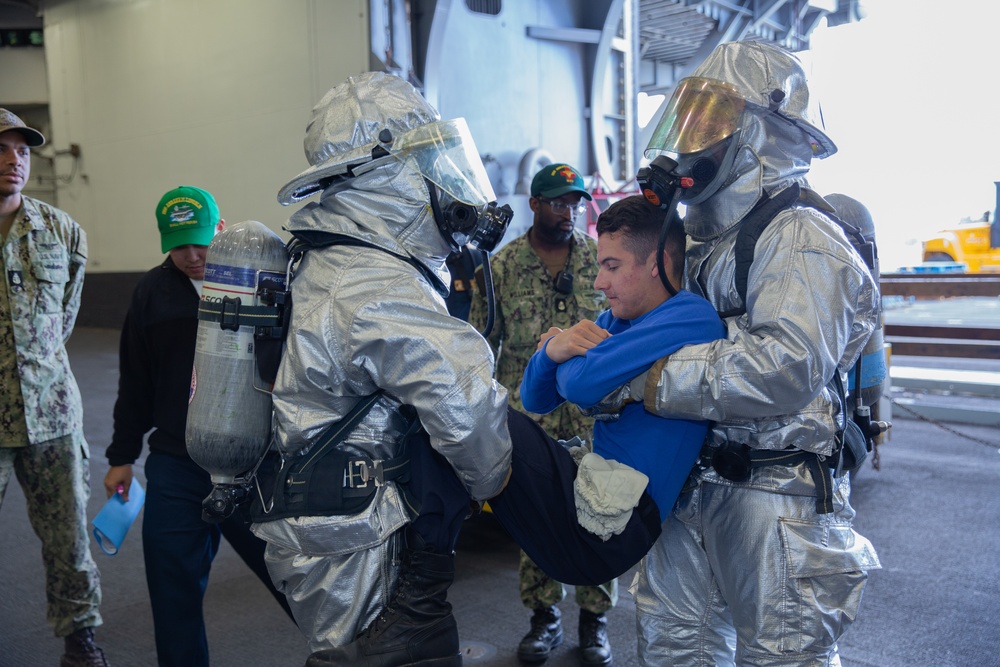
[
  {"x1": 530, "y1": 163, "x2": 592, "y2": 200},
  {"x1": 156, "y1": 186, "x2": 220, "y2": 253}
]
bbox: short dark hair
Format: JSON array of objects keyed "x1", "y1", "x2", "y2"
[{"x1": 595, "y1": 195, "x2": 684, "y2": 279}]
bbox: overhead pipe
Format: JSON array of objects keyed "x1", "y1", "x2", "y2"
[{"x1": 514, "y1": 148, "x2": 554, "y2": 195}]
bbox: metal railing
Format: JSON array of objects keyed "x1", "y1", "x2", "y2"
[
  {"x1": 881, "y1": 273, "x2": 1000, "y2": 358},
  {"x1": 880, "y1": 272, "x2": 1000, "y2": 298}
]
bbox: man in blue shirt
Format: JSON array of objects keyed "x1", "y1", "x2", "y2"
[
  {"x1": 521, "y1": 193, "x2": 723, "y2": 520},
  {"x1": 488, "y1": 194, "x2": 725, "y2": 586}
]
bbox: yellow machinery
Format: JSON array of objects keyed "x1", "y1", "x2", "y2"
[{"x1": 922, "y1": 181, "x2": 1000, "y2": 272}]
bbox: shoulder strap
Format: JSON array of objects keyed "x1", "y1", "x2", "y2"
[
  {"x1": 723, "y1": 186, "x2": 879, "y2": 319},
  {"x1": 291, "y1": 390, "x2": 385, "y2": 474},
  {"x1": 288, "y1": 229, "x2": 446, "y2": 294},
  {"x1": 820, "y1": 209, "x2": 878, "y2": 275},
  {"x1": 719, "y1": 183, "x2": 801, "y2": 319}
]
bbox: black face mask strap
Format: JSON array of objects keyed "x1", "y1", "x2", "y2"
[
  {"x1": 655, "y1": 186, "x2": 683, "y2": 297},
  {"x1": 638, "y1": 155, "x2": 684, "y2": 296},
  {"x1": 426, "y1": 179, "x2": 450, "y2": 246}
]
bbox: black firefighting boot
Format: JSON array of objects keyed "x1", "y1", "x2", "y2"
[
  {"x1": 60, "y1": 627, "x2": 111, "y2": 667},
  {"x1": 578, "y1": 609, "x2": 612, "y2": 666},
  {"x1": 304, "y1": 530, "x2": 461, "y2": 667},
  {"x1": 516, "y1": 606, "x2": 563, "y2": 663}
]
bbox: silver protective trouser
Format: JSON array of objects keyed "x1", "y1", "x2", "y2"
[
  {"x1": 632, "y1": 463, "x2": 880, "y2": 667},
  {"x1": 253, "y1": 482, "x2": 409, "y2": 651}
]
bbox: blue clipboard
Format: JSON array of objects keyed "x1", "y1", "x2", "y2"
[{"x1": 92, "y1": 478, "x2": 145, "y2": 556}]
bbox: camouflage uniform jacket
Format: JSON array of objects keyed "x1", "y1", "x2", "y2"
[
  {"x1": 0, "y1": 195, "x2": 87, "y2": 445},
  {"x1": 469, "y1": 227, "x2": 605, "y2": 443}
]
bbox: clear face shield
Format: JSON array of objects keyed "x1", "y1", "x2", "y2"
[{"x1": 388, "y1": 118, "x2": 512, "y2": 252}]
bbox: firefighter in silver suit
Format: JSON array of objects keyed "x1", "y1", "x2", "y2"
[
  {"x1": 251, "y1": 72, "x2": 513, "y2": 666},
  {"x1": 619, "y1": 42, "x2": 882, "y2": 665}
]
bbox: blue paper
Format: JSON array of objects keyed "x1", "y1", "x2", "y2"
[{"x1": 92, "y1": 478, "x2": 145, "y2": 556}]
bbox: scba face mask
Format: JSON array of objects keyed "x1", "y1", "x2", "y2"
[
  {"x1": 644, "y1": 76, "x2": 747, "y2": 205},
  {"x1": 385, "y1": 118, "x2": 512, "y2": 252},
  {"x1": 429, "y1": 185, "x2": 513, "y2": 253},
  {"x1": 672, "y1": 134, "x2": 739, "y2": 205}
]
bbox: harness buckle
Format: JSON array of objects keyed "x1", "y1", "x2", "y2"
[
  {"x1": 344, "y1": 459, "x2": 384, "y2": 488},
  {"x1": 219, "y1": 296, "x2": 242, "y2": 331}
]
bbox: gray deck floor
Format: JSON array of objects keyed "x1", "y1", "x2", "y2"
[{"x1": 1, "y1": 326, "x2": 999, "y2": 667}]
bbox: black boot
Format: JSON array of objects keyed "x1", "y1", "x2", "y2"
[
  {"x1": 516, "y1": 606, "x2": 563, "y2": 663},
  {"x1": 578, "y1": 610, "x2": 612, "y2": 666},
  {"x1": 305, "y1": 531, "x2": 461, "y2": 667},
  {"x1": 60, "y1": 628, "x2": 110, "y2": 667}
]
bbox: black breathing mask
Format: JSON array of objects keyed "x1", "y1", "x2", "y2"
[
  {"x1": 672, "y1": 135, "x2": 736, "y2": 205},
  {"x1": 636, "y1": 155, "x2": 687, "y2": 296},
  {"x1": 429, "y1": 180, "x2": 513, "y2": 253},
  {"x1": 637, "y1": 155, "x2": 686, "y2": 211},
  {"x1": 427, "y1": 180, "x2": 513, "y2": 341}
]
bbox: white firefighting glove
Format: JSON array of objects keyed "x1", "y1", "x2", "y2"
[{"x1": 574, "y1": 452, "x2": 649, "y2": 541}]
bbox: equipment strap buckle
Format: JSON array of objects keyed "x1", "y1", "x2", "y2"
[
  {"x1": 219, "y1": 295, "x2": 242, "y2": 331},
  {"x1": 344, "y1": 458, "x2": 384, "y2": 489}
]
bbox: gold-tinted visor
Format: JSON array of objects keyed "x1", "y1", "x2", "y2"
[
  {"x1": 389, "y1": 118, "x2": 495, "y2": 207},
  {"x1": 645, "y1": 77, "x2": 746, "y2": 157}
]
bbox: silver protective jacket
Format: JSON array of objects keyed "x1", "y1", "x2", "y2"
[
  {"x1": 252, "y1": 155, "x2": 512, "y2": 649},
  {"x1": 269, "y1": 158, "x2": 511, "y2": 497},
  {"x1": 645, "y1": 72, "x2": 878, "y2": 457}
]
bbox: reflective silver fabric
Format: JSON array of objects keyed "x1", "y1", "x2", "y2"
[
  {"x1": 633, "y1": 467, "x2": 880, "y2": 666},
  {"x1": 269, "y1": 159, "x2": 511, "y2": 492},
  {"x1": 689, "y1": 41, "x2": 836, "y2": 160},
  {"x1": 650, "y1": 83, "x2": 878, "y2": 458},
  {"x1": 278, "y1": 72, "x2": 440, "y2": 205},
  {"x1": 254, "y1": 484, "x2": 408, "y2": 651},
  {"x1": 254, "y1": 74, "x2": 512, "y2": 649},
  {"x1": 637, "y1": 42, "x2": 881, "y2": 666}
]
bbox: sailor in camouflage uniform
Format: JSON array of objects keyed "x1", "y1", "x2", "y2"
[
  {"x1": 468, "y1": 163, "x2": 615, "y2": 667},
  {"x1": 0, "y1": 109, "x2": 109, "y2": 667}
]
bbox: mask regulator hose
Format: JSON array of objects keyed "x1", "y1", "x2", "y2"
[
  {"x1": 427, "y1": 179, "x2": 509, "y2": 339},
  {"x1": 478, "y1": 249, "x2": 498, "y2": 339},
  {"x1": 637, "y1": 155, "x2": 690, "y2": 296}
]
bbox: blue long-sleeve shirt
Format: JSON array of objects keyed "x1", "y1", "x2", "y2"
[{"x1": 520, "y1": 290, "x2": 726, "y2": 519}]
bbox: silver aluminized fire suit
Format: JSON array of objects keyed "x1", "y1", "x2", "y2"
[
  {"x1": 251, "y1": 77, "x2": 512, "y2": 652},
  {"x1": 630, "y1": 42, "x2": 882, "y2": 666}
]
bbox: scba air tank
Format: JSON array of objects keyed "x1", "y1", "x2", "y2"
[
  {"x1": 186, "y1": 220, "x2": 288, "y2": 485},
  {"x1": 826, "y1": 193, "x2": 887, "y2": 409}
]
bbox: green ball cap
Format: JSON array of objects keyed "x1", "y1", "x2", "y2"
[
  {"x1": 530, "y1": 163, "x2": 592, "y2": 200},
  {"x1": 156, "y1": 186, "x2": 220, "y2": 253}
]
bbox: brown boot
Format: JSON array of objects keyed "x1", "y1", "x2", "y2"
[{"x1": 61, "y1": 628, "x2": 110, "y2": 667}]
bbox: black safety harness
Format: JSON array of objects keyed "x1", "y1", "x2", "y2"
[{"x1": 248, "y1": 390, "x2": 422, "y2": 522}]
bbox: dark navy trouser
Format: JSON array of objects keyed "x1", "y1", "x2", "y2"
[
  {"x1": 406, "y1": 407, "x2": 662, "y2": 585},
  {"x1": 142, "y1": 451, "x2": 293, "y2": 667}
]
